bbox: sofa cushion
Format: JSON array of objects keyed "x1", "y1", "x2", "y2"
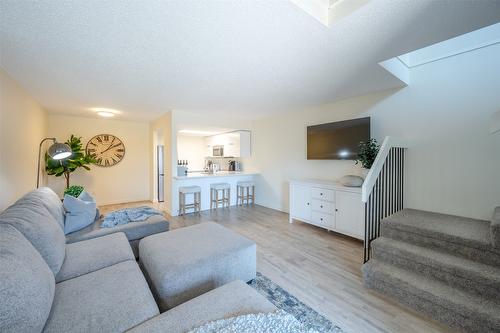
[
  {"x1": 0, "y1": 224, "x2": 55, "y2": 333},
  {"x1": 63, "y1": 192, "x2": 97, "y2": 234},
  {"x1": 66, "y1": 214, "x2": 169, "y2": 244},
  {"x1": 23, "y1": 187, "x2": 66, "y2": 230},
  {"x1": 43, "y1": 261, "x2": 159, "y2": 333},
  {"x1": 56, "y1": 232, "x2": 135, "y2": 283},
  {"x1": 126, "y1": 280, "x2": 276, "y2": 333},
  {"x1": 0, "y1": 193, "x2": 66, "y2": 276}
]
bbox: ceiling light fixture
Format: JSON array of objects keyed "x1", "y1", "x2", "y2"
[
  {"x1": 90, "y1": 107, "x2": 120, "y2": 118},
  {"x1": 96, "y1": 111, "x2": 115, "y2": 118}
]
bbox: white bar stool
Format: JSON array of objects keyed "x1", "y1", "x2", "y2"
[
  {"x1": 179, "y1": 185, "x2": 201, "y2": 216},
  {"x1": 210, "y1": 183, "x2": 230, "y2": 209},
  {"x1": 237, "y1": 181, "x2": 255, "y2": 206}
]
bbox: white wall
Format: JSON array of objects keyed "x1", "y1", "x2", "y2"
[
  {"x1": 47, "y1": 114, "x2": 150, "y2": 205},
  {"x1": 177, "y1": 135, "x2": 206, "y2": 171},
  {"x1": 248, "y1": 43, "x2": 500, "y2": 220},
  {"x1": 0, "y1": 68, "x2": 48, "y2": 210}
]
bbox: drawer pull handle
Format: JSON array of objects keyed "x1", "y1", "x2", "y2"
[
  {"x1": 320, "y1": 193, "x2": 323, "y2": 195},
  {"x1": 320, "y1": 218, "x2": 323, "y2": 221},
  {"x1": 320, "y1": 205, "x2": 323, "y2": 208},
  {"x1": 307, "y1": 202, "x2": 310, "y2": 205},
  {"x1": 335, "y1": 209, "x2": 338, "y2": 212}
]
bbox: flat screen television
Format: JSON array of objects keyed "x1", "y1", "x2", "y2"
[{"x1": 307, "y1": 117, "x2": 370, "y2": 160}]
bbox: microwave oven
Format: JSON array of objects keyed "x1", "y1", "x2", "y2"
[{"x1": 213, "y1": 145, "x2": 224, "y2": 157}]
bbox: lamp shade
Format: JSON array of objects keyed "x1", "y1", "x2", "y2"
[{"x1": 48, "y1": 142, "x2": 72, "y2": 160}]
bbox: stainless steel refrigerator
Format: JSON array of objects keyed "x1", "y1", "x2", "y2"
[{"x1": 157, "y1": 145, "x2": 164, "y2": 202}]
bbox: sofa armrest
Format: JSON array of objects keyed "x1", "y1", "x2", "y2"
[{"x1": 127, "y1": 280, "x2": 276, "y2": 333}]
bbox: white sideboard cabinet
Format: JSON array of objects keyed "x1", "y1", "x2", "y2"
[{"x1": 289, "y1": 179, "x2": 364, "y2": 240}]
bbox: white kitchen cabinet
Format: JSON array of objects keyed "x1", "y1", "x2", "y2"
[
  {"x1": 289, "y1": 179, "x2": 364, "y2": 240},
  {"x1": 238, "y1": 131, "x2": 251, "y2": 157},
  {"x1": 204, "y1": 130, "x2": 251, "y2": 158}
]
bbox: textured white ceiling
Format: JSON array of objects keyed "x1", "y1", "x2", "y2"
[{"x1": 1, "y1": 0, "x2": 499, "y2": 121}]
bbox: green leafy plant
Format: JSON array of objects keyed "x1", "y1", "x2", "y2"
[
  {"x1": 64, "y1": 185, "x2": 85, "y2": 198},
  {"x1": 356, "y1": 138, "x2": 380, "y2": 169},
  {"x1": 45, "y1": 135, "x2": 96, "y2": 189}
]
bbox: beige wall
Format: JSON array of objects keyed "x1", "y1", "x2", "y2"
[
  {"x1": 247, "y1": 43, "x2": 500, "y2": 220},
  {"x1": 0, "y1": 68, "x2": 48, "y2": 210},
  {"x1": 47, "y1": 114, "x2": 150, "y2": 205}
]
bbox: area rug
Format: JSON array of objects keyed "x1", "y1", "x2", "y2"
[{"x1": 248, "y1": 272, "x2": 345, "y2": 333}]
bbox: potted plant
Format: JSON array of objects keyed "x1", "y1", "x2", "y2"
[
  {"x1": 64, "y1": 185, "x2": 85, "y2": 198},
  {"x1": 356, "y1": 138, "x2": 380, "y2": 178},
  {"x1": 45, "y1": 135, "x2": 96, "y2": 189}
]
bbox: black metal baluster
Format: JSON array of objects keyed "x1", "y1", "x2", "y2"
[
  {"x1": 391, "y1": 149, "x2": 395, "y2": 216},
  {"x1": 401, "y1": 150, "x2": 406, "y2": 209},
  {"x1": 363, "y1": 146, "x2": 406, "y2": 262},
  {"x1": 363, "y1": 201, "x2": 368, "y2": 263}
]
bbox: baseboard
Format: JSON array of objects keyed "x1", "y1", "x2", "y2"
[
  {"x1": 255, "y1": 201, "x2": 288, "y2": 214},
  {"x1": 98, "y1": 199, "x2": 152, "y2": 206}
]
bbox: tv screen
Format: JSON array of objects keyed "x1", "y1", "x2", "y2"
[{"x1": 307, "y1": 117, "x2": 370, "y2": 160}]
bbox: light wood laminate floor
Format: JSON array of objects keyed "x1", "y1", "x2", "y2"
[{"x1": 100, "y1": 202, "x2": 455, "y2": 333}]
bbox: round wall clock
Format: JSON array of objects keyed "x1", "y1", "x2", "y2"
[{"x1": 86, "y1": 134, "x2": 125, "y2": 167}]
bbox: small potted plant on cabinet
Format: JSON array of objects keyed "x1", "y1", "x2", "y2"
[{"x1": 356, "y1": 138, "x2": 380, "y2": 179}]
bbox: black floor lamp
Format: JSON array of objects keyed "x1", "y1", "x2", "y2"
[{"x1": 37, "y1": 137, "x2": 72, "y2": 188}]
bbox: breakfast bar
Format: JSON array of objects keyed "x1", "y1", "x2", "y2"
[{"x1": 172, "y1": 171, "x2": 258, "y2": 216}]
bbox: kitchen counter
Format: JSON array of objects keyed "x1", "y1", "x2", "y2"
[
  {"x1": 171, "y1": 171, "x2": 258, "y2": 216},
  {"x1": 173, "y1": 171, "x2": 258, "y2": 180}
]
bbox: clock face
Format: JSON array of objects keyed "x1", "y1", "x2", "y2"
[{"x1": 86, "y1": 134, "x2": 125, "y2": 167}]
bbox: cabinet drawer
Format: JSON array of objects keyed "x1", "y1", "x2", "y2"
[
  {"x1": 311, "y1": 200, "x2": 333, "y2": 214},
  {"x1": 311, "y1": 188, "x2": 334, "y2": 202},
  {"x1": 311, "y1": 211, "x2": 333, "y2": 227}
]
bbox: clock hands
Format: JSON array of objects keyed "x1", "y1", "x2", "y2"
[{"x1": 101, "y1": 138, "x2": 118, "y2": 154}]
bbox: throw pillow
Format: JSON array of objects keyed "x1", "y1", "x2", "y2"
[{"x1": 63, "y1": 191, "x2": 97, "y2": 234}]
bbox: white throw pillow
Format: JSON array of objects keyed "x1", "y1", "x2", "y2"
[
  {"x1": 339, "y1": 175, "x2": 364, "y2": 187},
  {"x1": 63, "y1": 191, "x2": 97, "y2": 234}
]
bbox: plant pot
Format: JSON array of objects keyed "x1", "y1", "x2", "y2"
[{"x1": 361, "y1": 168, "x2": 370, "y2": 179}]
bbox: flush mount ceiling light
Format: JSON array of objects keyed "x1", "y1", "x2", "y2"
[{"x1": 90, "y1": 107, "x2": 121, "y2": 118}]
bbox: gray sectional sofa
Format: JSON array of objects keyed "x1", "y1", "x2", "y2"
[{"x1": 0, "y1": 188, "x2": 276, "y2": 333}]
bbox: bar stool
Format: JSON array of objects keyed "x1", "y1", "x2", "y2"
[
  {"x1": 237, "y1": 181, "x2": 255, "y2": 206},
  {"x1": 178, "y1": 185, "x2": 201, "y2": 216},
  {"x1": 210, "y1": 183, "x2": 230, "y2": 209}
]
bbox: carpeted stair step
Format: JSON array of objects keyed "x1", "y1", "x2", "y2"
[
  {"x1": 491, "y1": 207, "x2": 500, "y2": 249},
  {"x1": 371, "y1": 237, "x2": 500, "y2": 300},
  {"x1": 381, "y1": 209, "x2": 500, "y2": 266},
  {"x1": 362, "y1": 260, "x2": 500, "y2": 333}
]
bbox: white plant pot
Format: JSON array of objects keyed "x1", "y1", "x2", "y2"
[{"x1": 361, "y1": 168, "x2": 370, "y2": 179}]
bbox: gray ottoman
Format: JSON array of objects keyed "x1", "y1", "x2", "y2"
[{"x1": 139, "y1": 222, "x2": 256, "y2": 311}]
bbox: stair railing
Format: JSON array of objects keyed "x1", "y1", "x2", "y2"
[{"x1": 362, "y1": 136, "x2": 408, "y2": 262}]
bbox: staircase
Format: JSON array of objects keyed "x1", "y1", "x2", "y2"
[{"x1": 362, "y1": 208, "x2": 500, "y2": 333}]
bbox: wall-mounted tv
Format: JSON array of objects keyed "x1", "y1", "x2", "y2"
[{"x1": 307, "y1": 117, "x2": 370, "y2": 160}]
